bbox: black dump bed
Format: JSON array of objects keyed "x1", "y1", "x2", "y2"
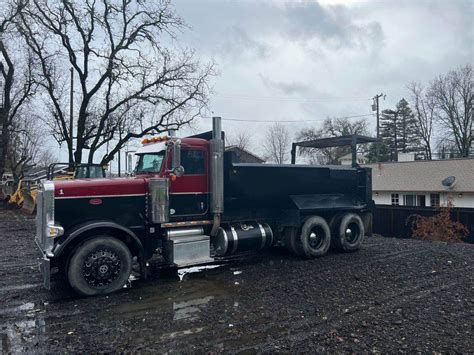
[{"x1": 223, "y1": 154, "x2": 372, "y2": 212}]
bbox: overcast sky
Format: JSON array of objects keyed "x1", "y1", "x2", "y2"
[{"x1": 171, "y1": 0, "x2": 473, "y2": 151}]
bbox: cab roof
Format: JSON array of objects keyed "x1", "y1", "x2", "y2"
[{"x1": 135, "y1": 137, "x2": 208, "y2": 155}]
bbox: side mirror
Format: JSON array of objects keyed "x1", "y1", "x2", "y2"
[
  {"x1": 173, "y1": 165, "x2": 185, "y2": 177},
  {"x1": 171, "y1": 139, "x2": 181, "y2": 169}
]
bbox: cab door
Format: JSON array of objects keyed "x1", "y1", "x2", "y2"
[{"x1": 169, "y1": 147, "x2": 209, "y2": 219}]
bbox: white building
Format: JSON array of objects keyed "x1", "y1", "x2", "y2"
[
  {"x1": 364, "y1": 158, "x2": 474, "y2": 208},
  {"x1": 338, "y1": 153, "x2": 367, "y2": 166}
]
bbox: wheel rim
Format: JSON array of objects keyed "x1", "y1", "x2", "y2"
[
  {"x1": 345, "y1": 222, "x2": 361, "y2": 243},
  {"x1": 308, "y1": 226, "x2": 325, "y2": 250},
  {"x1": 82, "y1": 248, "x2": 122, "y2": 288}
]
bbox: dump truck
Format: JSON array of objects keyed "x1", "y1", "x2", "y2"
[{"x1": 35, "y1": 117, "x2": 374, "y2": 296}]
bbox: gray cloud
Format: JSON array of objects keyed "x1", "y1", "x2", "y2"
[
  {"x1": 172, "y1": 0, "x2": 473, "y2": 149},
  {"x1": 283, "y1": 2, "x2": 384, "y2": 50},
  {"x1": 220, "y1": 26, "x2": 270, "y2": 61},
  {"x1": 174, "y1": 0, "x2": 385, "y2": 62},
  {"x1": 259, "y1": 73, "x2": 310, "y2": 95}
]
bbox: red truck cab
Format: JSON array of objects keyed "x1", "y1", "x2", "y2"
[{"x1": 135, "y1": 137, "x2": 210, "y2": 218}]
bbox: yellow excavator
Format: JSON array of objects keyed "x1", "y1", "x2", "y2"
[
  {"x1": 16, "y1": 163, "x2": 107, "y2": 214},
  {"x1": 8, "y1": 180, "x2": 26, "y2": 207}
]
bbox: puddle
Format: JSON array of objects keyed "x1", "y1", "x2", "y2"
[
  {"x1": 0, "y1": 283, "x2": 42, "y2": 293},
  {"x1": 160, "y1": 327, "x2": 205, "y2": 340},
  {"x1": 0, "y1": 302, "x2": 38, "y2": 316},
  {"x1": 17, "y1": 302, "x2": 35, "y2": 312},
  {"x1": 173, "y1": 296, "x2": 214, "y2": 321},
  {"x1": 177, "y1": 264, "x2": 223, "y2": 281},
  {"x1": 0, "y1": 298, "x2": 47, "y2": 352}
]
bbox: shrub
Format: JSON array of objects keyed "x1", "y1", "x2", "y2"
[{"x1": 407, "y1": 201, "x2": 468, "y2": 242}]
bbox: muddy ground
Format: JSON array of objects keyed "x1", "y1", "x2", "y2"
[{"x1": 0, "y1": 205, "x2": 473, "y2": 353}]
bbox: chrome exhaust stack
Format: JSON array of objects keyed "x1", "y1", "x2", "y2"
[{"x1": 210, "y1": 116, "x2": 224, "y2": 236}]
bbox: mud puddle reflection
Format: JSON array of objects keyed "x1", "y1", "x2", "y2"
[{"x1": 1, "y1": 301, "x2": 47, "y2": 353}]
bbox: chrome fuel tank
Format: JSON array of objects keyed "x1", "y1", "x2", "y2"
[{"x1": 213, "y1": 222, "x2": 273, "y2": 256}]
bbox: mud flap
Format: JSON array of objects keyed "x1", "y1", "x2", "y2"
[{"x1": 39, "y1": 256, "x2": 51, "y2": 290}]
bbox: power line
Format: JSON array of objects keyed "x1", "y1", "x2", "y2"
[
  {"x1": 213, "y1": 94, "x2": 371, "y2": 102},
  {"x1": 201, "y1": 113, "x2": 375, "y2": 123}
]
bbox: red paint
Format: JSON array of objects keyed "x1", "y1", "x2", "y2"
[
  {"x1": 89, "y1": 198, "x2": 103, "y2": 205},
  {"x1": 169, "y1": 147, "x2": 209, "y2": 194},
  {"x1": 53, "y1": 137, "x2": 210, "y2": 199},
  {"x1": 54, "y1": 177, "x2": 148, "y2": 198}
]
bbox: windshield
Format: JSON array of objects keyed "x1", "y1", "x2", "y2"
[
  {"x1": 135, "y1": 152, "x2": 165, "y2": 174},
  {"x1": 75, "y1": 166, "x2": 105, "y2": 179}
]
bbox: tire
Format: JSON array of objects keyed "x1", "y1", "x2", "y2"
[
  {"x1": 299, "y1": 216, "x2": 331, "y2": 258},
  {"x1": 284, "y1": 227, "x2": 305, "y2": 256},
  {"x1": 68, "y1": 236, "x2": 132, "y2": 296},
  {"x1": 333, "y1": 213, "x2": 365, "y2": 252}
]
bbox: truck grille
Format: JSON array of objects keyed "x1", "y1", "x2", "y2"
[
  {"x1": 35, "y1": 189, "x2": 44, "y2": 248},
  {"x1": 35, "y1": 182, "x2": 55, "y2": 253}
]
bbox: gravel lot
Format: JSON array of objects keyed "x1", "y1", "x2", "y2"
[{"x1": 0, "y1": 204, "x2": 473, "y2": 353}]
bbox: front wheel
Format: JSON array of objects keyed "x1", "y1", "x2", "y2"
[{"x1": 68, "y1": 236, "x2": 132, "y2": 296}]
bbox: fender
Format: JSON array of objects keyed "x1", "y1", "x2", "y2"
[{"x1": 53, "y1": 220, "x2": 145, "y2": 260}]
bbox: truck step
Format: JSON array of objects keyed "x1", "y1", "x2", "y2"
[{"x1": 167, "y1": 234, "x2": 214, "y2": 267}]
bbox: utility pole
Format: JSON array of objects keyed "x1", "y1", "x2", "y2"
[
  {"x1": 69, "y1": 67, "x2": 74, "y2": 163},
  {"x1": 372, "y1": 93, "x2": 385, "y2": 161},
  {"x1": 118, "y1": 127, "x2": 122, "y2": 177}
]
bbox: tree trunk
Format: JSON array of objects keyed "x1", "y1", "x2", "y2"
[{"x1": 0, "y1": 109, "x2": 9, "y2": 177}]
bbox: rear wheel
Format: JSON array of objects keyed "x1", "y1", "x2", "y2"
[
  {"x1": 68, "y1": 236, "x2": 132, "y2": 296},
  {"x1": 299, "y1": 216, "x2": 331, "y2": 258},
  {"x1": 333, "y1": 213, "x2": 365, "y2": 252}
]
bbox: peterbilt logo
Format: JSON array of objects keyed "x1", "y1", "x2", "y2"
[{"x1": 89, "y1": 199, "x2": 103, "y2": 205}]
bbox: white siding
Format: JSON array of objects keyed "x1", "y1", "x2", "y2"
[{"x1": 372, "y1": 191, "x2": 474, "y2": 208}]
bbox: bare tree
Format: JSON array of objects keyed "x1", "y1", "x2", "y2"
[
  {"x1": 429, "y1": 65, "x2": 473, "y2": 157},
  {"x1": 6, "y1": 112, "x2": 47, "y2": 180},
  {"x1": 18, "y1": 0, "x2": 214, "y2": 165},
  {"x1": 297, "y1": 117, "x2": 368, "y2": 165},
  {"x1": 408, "y1": 82, "x2": 435, "y2": 159},
  {"x1": 226, "y1": 129, "x2": 253, "y2": 151},
  {"x1": 0, "y1": 0, "x2": 36, "y2": 177},
  {"x1": 263, "y1": 123, "x2": 289, "y2": 164}
]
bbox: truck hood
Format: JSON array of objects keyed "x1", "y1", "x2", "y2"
[{"x1": 52, "y1": 177, "x2": 148, "y2": 199}]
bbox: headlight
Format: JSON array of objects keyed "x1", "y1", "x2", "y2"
[{"x1": 47, "y1": 225, "x2": 64, "y2": 238}]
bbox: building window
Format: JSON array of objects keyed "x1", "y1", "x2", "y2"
[
  {"x1": 391, "y1": 193, "x2": 399, "y2": 206},
  {"x1": 430, "y1": 193, "x2": 440, "y2": 207},
  {"x1": 417, "y1": 195, "x2": 426, "y2": 207},
  {"x1": 403, "y1": 194, "x2": 427, "y2": 207},
  {"x1": 404, "y1": 194, "x2": 416, "y2": 206}
]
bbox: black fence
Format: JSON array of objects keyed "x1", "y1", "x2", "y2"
[{"x1": 373, "y1": 205, "x2": 474, "y2": 243}]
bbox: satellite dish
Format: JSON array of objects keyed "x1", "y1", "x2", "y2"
[{"x1": 441, "y1": 176, "x2": 456, "y2": 189}]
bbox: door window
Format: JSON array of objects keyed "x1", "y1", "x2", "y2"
[{"x1": 181, "y1": 150, "x2": 205, "y2": 175}]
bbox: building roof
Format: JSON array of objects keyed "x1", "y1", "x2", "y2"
[
  {"x1": 225, "y1": 146, "x2": 265, "y2": 163},
  {"x1": 293, "y1": 135, "x2": 378, "y2": 148},
  {"x1": 365, "y1": 158, "x2": 474, "y2": 193}
]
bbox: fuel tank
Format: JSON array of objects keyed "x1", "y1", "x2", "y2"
[{"x1": 213, "y1": 222, "x2": 273, "y2": 256}]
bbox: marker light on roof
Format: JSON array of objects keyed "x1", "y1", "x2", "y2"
[{"x1": 141, "y1": 136, "x2": 169, "y2": 145}]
